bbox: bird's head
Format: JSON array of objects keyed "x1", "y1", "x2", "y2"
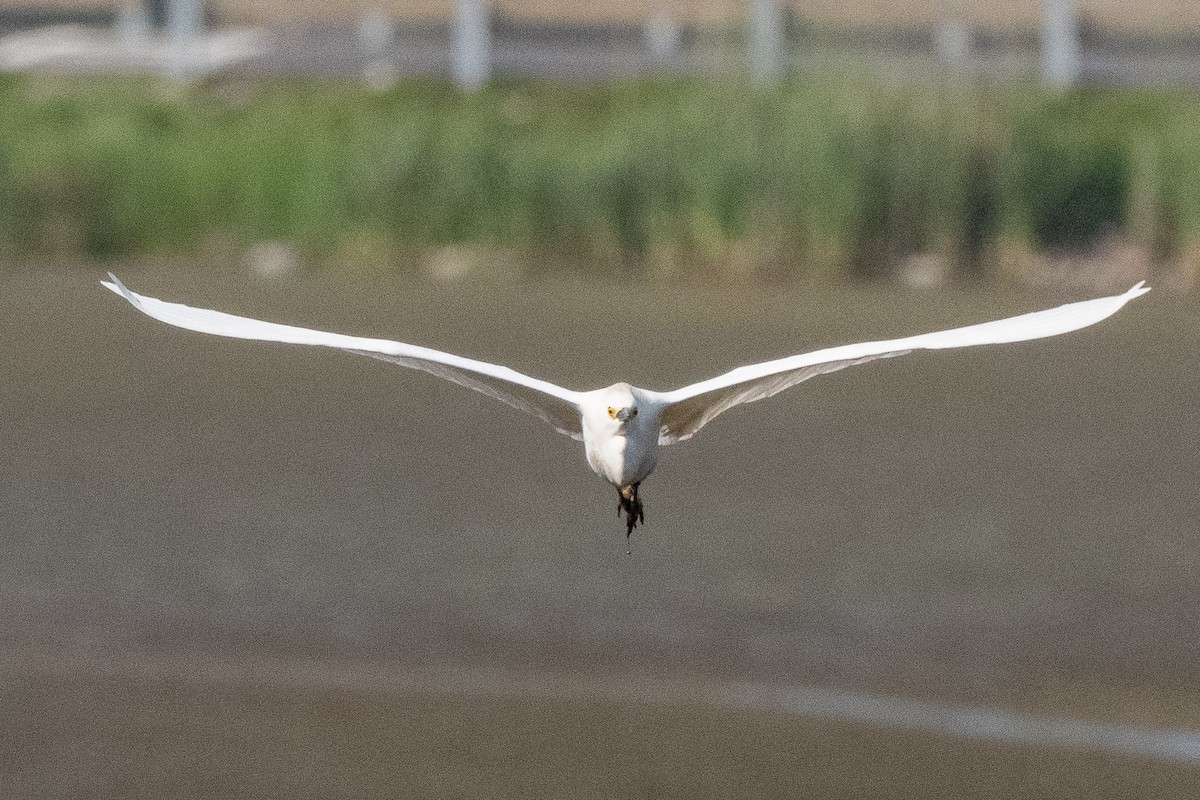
[
  {"x1": 607, "y1": 404, "x2": 638, "y2": 424},
  {"x1": 599, "y1": 383, "x2": 640, "y2": 432}
]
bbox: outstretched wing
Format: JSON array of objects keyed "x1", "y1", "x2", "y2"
[
  {"x1": 102, "y1": 275, "x2": 585, "y2": 439},
  {"x1": 651, "y1": 283, "x2": 1150, "y2": 444}
]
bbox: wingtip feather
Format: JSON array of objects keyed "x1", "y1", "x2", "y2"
[
  {"x1": 1127, "y1": 280, "x2": 1151, "y2": 298},
  {"x1": 101, "y1": 273, "x2": 137, "y2": 303}
]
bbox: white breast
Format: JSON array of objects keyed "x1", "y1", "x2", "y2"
[{"x1": 579, "y1": 387, "x2": 661, "y2": 487}]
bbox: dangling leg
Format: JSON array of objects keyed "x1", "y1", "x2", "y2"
[
  {"x1": 617, "y1": 483, "x2": 645, "y2": 554},
  {"x1": 618, "y1": 483, "x2": 643, "y2": 528}
]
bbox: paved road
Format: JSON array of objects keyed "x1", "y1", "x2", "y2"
[{"x1": 5, "y1": 13, "x2": 1200, "y2": 86}]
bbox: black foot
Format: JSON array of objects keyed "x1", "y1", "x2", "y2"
[{"x1": 617, "y1": 483, "x2": 645, "y2": 554}]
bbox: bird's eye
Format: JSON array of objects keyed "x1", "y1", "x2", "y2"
[
  {"x1": 631, "y1": 408, "x2": 638, "y2": 417},
  {"x1": 608, "y1": 407, "x2": 618, "y2": 419}
]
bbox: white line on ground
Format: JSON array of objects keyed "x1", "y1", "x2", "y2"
[{"x1": 19, "y1": 651, "x2": 1200, "y2": 765}]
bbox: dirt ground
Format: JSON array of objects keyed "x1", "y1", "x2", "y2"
[
  {"x1": 5, "y1": 659, "x2": 1200, "y2": 800},
  {"x1": 2, "y1": 265, "x2": 1199, "y2": 796}
]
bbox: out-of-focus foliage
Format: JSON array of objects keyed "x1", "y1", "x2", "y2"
[{"x1": 0, "y1": 74, "x2": 1195, "y2": 279}]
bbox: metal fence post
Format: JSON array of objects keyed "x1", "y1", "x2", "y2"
[
  {"x1": 452, "y1": 0, "x2": 491, "y2": 91},
  {"x1": 645, "y1": 8, "x2": 681, "y2": 70},
  {"x1": 166, "y1": 0, "x2": 203, "y2": 80},
  {"x1": 749, "y1": 0, "x2": 784, "y2": 84},
  {"x1": 360, "y1": 10, "x2": 398, "y2": 90},
  {"x1": 117, "y1": 0, "x2": 149, "y2": 55},
  {"x1": 1042, "y1": 0, "x2": 1080, "y2": 87},
  {"x1": 936, "y1": 14, "x2": 971, "y2": 76}
]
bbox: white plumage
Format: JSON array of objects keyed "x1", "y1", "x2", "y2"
[{"x1": 103, "y1": 275, "x2": 1148, "y2": 546}]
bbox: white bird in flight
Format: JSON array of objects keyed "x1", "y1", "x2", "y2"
[{"x1": 103, "y1": 275, "x2": 1148, "y2": 551}]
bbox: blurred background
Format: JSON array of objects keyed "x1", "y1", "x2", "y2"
[{"x1": 2, "y1": 1, "x2": 1200, "y2": 798}]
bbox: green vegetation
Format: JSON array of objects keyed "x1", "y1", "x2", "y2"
[{"x1": 0, "y1": 73, "x2": 1197, "y2": 279}]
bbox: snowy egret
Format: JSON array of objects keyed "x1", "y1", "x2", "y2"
[{"x1": 103, "y1": 275, "x2": 1148, "y2": 549}]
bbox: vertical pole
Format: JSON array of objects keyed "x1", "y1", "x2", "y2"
[
  {"x1": 117, "y1": 0, "x2": 148, "y2": 55},
  {"x1": 749, "y1": 0, "x2": 784, "y2": 85},
  {"x1": 935, "y1": 14, "x2": 971, "y2": 77},
  {"x1": 452, "y1": 0, "x2": 491, "y2": 91},
  {"x1": 1042, "y1": 0, "x2": 1080, "y2": 87},
  {"x1": 166, "y1": 0, "x2": 203, "y2": 80},
  {"x1": 360, "y1": 9, "x2": 397, "y2": 90},
  {"x1": 645, "y1": 8, "x2": 680, "y2": 70}
]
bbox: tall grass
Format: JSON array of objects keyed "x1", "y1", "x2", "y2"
[{"x1": 1, "y1": 73, "x2": 1198, "y2": 280}]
